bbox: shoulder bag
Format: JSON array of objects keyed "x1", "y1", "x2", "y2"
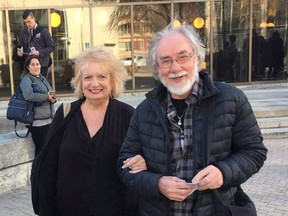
[
  {"x1": 6, "y1": 80, "x2": 34, "y2": 138},
  {"x1": 202, "y1": 96, "x2": 257, "y2": 216}
]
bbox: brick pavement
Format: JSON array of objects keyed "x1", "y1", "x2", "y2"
[
  {"x1": 0, "y1": 138, "x2": 287, "y2": 216},
  {"x1": 242, "y1": 138, "x2": 288, "y2": 216}
]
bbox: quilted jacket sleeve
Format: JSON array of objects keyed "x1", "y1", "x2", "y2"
[
  {"x1": 215, "y1": 88, "x2": 268, "y2": 187},
  {"x1": 118, "y1": 104, "x2": 164, "y2": 198}
]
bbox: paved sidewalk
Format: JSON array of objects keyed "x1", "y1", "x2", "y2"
[
  {"x1": 0, "y1": 138, "x2": 287, "y2": 216},
  {"x1": 242, "y1": 138, "x2": 288, "y2": 216}
]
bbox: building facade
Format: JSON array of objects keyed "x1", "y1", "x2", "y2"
[{"x1": 0, "y1": 0, "x2": 287, "y2": 97}]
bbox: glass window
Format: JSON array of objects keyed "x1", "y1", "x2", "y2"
[
  {"x1": 1, "y1": 0, "x2": 288, "y2": 97},
  {"x1": 0, "y1": 10, "x2": 11, "y2": 98},
  {"x1": 92, "y1": 5, "x2": 133, "y2": 89},
  {"x1": 213, "y1": 0, "x2": 287, "y2": 83},
  {"x1": 9, "y1": 9, "x2": 55, "y2": 90},
  {"x1": 48, "y1": 7, "x2": 90, "y2": 93},
  {"x1": 252, "y1": 0, "x2": 287, "y2": 81},
  {"x1": 131, "y1": 4, "x2": 171, "y2": 90},
  {"x1": 99, "y1": 3, "x2": 172, "y2": 90},
  {"x1": 5, "y1": 10, "x2": 48, "y2": 97},
  {"x1": 213, "y1": 0, "x2": 249, "y2": 83},
  {"x1": 174, "y1": 2, "x2": 209, "y2": 74}
]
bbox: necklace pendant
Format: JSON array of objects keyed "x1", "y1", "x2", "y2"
[{"x1": 177, "y1": 119, "x2": 182, "y2": 126}]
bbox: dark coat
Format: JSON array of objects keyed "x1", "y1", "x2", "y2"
[
  {"x1": 32, "y1": 98, "x2": 136, "y2": 216},
  {"x1": 19, "y1": 23, "x2": 55, "y2": 67},
  {"x1": 267, "y1": 32, "x2": 285, "y2": 68},
  {"x1": 118, "y1": 71, "x2": 267, "y2": 216}
]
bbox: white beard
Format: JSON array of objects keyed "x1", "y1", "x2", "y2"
[{"x1": 159, "y1": 66, "x2": 199, "y2": 96}]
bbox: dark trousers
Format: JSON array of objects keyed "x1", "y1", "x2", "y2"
[{"x1": 29, "y1": 124, "x2": 51, "y2": 156}]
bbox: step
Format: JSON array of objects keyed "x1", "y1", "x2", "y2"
[
  {"x1": 261, "y1": 127, "x2": 288, "y2": 139},
  {"x1": 257, "y1": 116, "x2": 288, "y2": 129},
  {"x1": 254, "y1": 109, "x2": 288, "y2": 118}
]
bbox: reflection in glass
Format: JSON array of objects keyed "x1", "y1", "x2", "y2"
[
  {"x1": 0, "y1": 10, "x2": 10, "y2": 93},
  {"x1": 131, "y1": 4, "x2": 171, "y2": 89},
  {"x1": 174, "y1": 2, "x2": 209, "y2": 72},
  {"x1": 266, "y1": 30, "x2": 285, "y2": 80},
  {"x1": 251, "y1": 0, "x2": 287, "y2": 81},
  {"x1": 48, "y1": 8, "x2": 90, "y2": 92},
  {"x1": 1, "y1": 0, "x2": 287, "y2": 98},
  {"x1": 213, "y1": 1, "x2": 249, "y2": 83},
  {"x1": 107, "y1": 4, "x2": 172, "y2": 90},
  {"x1": 213, "y1": 0, "x2": 287, "y2": 83}
]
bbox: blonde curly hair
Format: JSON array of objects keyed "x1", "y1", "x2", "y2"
[{"x1": 72, "y1": 46, "x2": 128, "y2": 99}]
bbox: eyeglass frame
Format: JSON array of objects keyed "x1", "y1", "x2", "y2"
[{"x1": 157, "y1": 51, "x2": 195, "y2": 69}]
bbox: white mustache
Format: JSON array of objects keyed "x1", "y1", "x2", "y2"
[{"x1": 168, "y1": 71, "x2": 188, "y2": 79}]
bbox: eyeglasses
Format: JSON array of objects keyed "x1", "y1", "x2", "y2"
[{"x1": 157, "y1": 51, "x2": 194, "y2": 69}]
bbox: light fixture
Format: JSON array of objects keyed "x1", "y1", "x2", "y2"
[
  {"x1": 193, "y1": 17, "x2": 204, "y2": 29},
  {"x1": 51, "y1": 12, "x2": 61, "y2": 28},
  {"x1": 260, "y1": 22, "x2": 275, "y2": 28},
  {"x1": 266, "y1": 22, "x2": 275, "y2": 27},
  {"x1": 173, "y1": 20, "x2": 181, "y2": 28},
  {"x1": 201, "y1": 61, "x2": 206, "y2": 70},
  {"x1": 260, "y1": 22, "x2": 267, "y2": 28}
]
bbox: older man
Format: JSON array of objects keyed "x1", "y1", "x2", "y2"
[{"x1": 118, "y1": 24, "x2": 267, "y2": 215}]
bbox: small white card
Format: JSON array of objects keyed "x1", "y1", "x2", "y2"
[{"x1": 186, "y1": 181, "x2": 200, "y2": 195}]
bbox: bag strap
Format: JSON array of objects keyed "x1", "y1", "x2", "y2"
[
  {"x1": 202, "y1": 96, "x2": 215, "y2": 167},
  {"x1": 63, "y1": 102, "x2": 71, "y2": 118},
  {"x1": 13, "y1": 76, "x2": 34, "y2": 138},
  {"x1": 201, "y1": 96, "x2": 230, "y2": 215},
  {"x1": 14, "y1": 121, "x2": 31, "y2": 138},
  {"x1": 202, "y1": 95, "x2": 256, "y2": 216}
]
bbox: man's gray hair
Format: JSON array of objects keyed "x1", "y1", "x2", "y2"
[{"x1": 147, "y1": 24, "x2": 205, "y2": 79}]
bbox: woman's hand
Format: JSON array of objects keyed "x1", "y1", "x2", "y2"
[
  {"x1": 48, "y1": 90, "x2": 56, "y2": 104},
  {"x1": 122, "y1": 155, "x2": 147, "y2": 174}
]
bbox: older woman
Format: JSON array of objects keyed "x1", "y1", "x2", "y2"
[
  {"x1": 32, "y1": 46, "x2": 145, "y2": 216},
  {"x1": 20, "y1": 55, "x2": 56, "y2": 156}
]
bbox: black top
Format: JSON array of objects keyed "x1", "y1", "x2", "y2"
[
  {"x1": 57, "y1": 108, "x2": 105, "y2": 215},
  {"x1": 171, "y1": 98, "x2": 187, "y2": 129},
  {"x1": 34, "y1": 99, "x2": 137, "y2": 216}
]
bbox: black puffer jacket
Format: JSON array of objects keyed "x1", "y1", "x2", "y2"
[{"x1": 118, "y1": 71, "x2": 267, "y2": 216}]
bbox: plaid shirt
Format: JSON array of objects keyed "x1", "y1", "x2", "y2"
[{"x1": 166, "y1": 77, "x2": 203, "y2": 215}]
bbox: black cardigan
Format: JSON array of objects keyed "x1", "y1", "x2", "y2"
[{"x1": 33, "y1": 98, "x2": 137, "y2": 216}]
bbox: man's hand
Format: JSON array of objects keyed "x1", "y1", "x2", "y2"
[
  {"x1": 17, "y1": 50, "x2": 24, "y2": 57},
  {"x1": 192, "y1": 165, "x2": 223, "y2": 190},
  {"x1": 158, "y1": 176, "x2": 197, "y2": 201},
  {"x1": 122, "y1": 155, "x2": 147, "y2": 174},
  {"x1": 30, "y1": 50, "x2": 40, "y2": 56}
]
